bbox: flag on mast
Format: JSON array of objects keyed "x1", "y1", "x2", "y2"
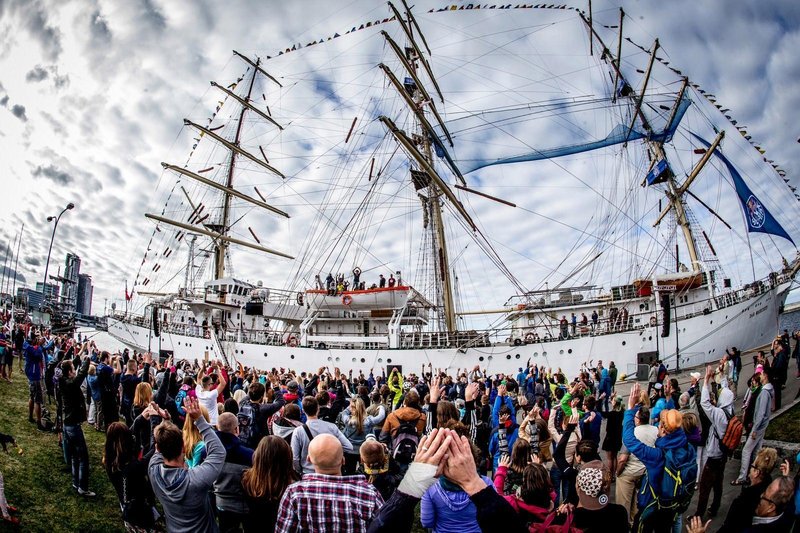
[
  {"x1": 692, "y1": 133, "x2": 795, "y2": 246},
  {"x1": 125, "y1": 280, "x2": 133, "y2": 301}
]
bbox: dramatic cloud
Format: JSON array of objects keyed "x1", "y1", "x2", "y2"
[
  {"x1": 10, "y1": 104, "x2": 26, "y2": 121},
  {"x1": 31, "y1": 163, "x2": 72, "y2": 184},
  {"x1": 24, "y1": 256, "x2": 42, "y2": 266}
]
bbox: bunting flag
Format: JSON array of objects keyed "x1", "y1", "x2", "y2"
[{"x1": 693, "y1": 133, "x2": 794, "y2": 245}]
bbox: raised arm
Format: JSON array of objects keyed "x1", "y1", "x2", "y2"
[{"x1": 185, "y1": 397, "x2": 224, "y2": 488}]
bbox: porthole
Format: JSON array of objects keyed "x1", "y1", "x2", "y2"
[
  {"x1": 488, "y1": 356, "x2": 493, "y2": 361},
  {"x1": 378, "y1": 358, "x2": 383, "y2": 363},
  {"x1": 352, "y1": 358, "x2": 357, "y2": 363},
  {"x1": 542, "y1": 352, "x2": 547, "y2": 356},
  {"x1": 515, "y1": 354, "x2": 521, "y2": 359},
  {"x1": 290, "y1": 355, "x2": 295, "y2": 359},
  {"x1": 360, "y1": 358, "x2": 365, "y2": 363},
  {"x1": 264, "y1": 352, "x2": 268, "y2": 357},
  {"x1": 622, "y1": 341, "x2": 626, "y2": 346},
  {"x1": 506, "y1": 355, "x2": 511, "y2": 360},
  {"x1": 335, "y1": 357, "x2": 340, "y2": 362},
  {"x1": 533, "y1": 352, "x2": 539, "y2": 357},
  {"x1": 648, "y1": 336, "x2": 652, "y2": 341},
  {"x1": 567, "y1": 349, "x2": 572, "y2": 354},
  {"x1": 387, "y1": 359, "x2": 392, "y2": 364},
  {"x1": 327, "y1": 357, "x2": 333, "y2": 362},
  {"x1": 559, "y1": 350, "x2": 564, "y2": 355},
  {"x1": 479, "y1": 356, "x2": 485, "y2": 362}
]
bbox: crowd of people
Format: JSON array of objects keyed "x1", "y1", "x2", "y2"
[{"x1": 2, "y1": 319, "x2": 800, "y2": 532}]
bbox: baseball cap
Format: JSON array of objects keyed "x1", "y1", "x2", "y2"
[
  {"x1": 576, "y1": 460, "x2": 610, "y2": 510},
  {"x1": 287, "y1": 380, "x2": 299, "y2": 392},
  {"x1": 690, "y1": 372, "x2": 701, "y2": 381}
]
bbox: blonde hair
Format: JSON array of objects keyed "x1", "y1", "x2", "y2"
[
  {"x1": 638, "y1": 391, "x2": 651, "y2": 408},
  {"x1": 133, "y1": 382, "x2": 152, "y2": 409},
  {"x1": 753, "y1": 447, "x2": 779, "y2": 475},
  {"x1": 182, "y1": 406, "x2": 210, "y2": 462},
  {"x1": 233, "y1": 389, "x2": 247, "y2": 403},
  {"x1": 348, "y1": 397, "x2": 366, "y2": 434}
]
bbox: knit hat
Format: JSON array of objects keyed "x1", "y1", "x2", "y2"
[
  {"x1": 660, "y1": 409, "x2": 683, "y2": 434},
  {"x1": 755, "y1": 364, "x2": 764, "y2": 374},
  {"x1": 576, "y1": 460, "x2": 610, "y2": 510}
]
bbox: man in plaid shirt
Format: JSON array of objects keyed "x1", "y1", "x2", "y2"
[{"x1": 276, "y1": 433, "x2": 384, "y2": 532}]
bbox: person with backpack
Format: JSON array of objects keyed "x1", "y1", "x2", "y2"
[
  {"x1": 622, "y1": 382, "x2": 697, "y2": 533},
  {"x1": 380, "y1": 389, "x2": 426, "y2": 468},
  {"x1": 237, "y1": 382, "x2": 285, "y2": 449},
  {"x1": 291, "y1": 396, "x2": 353, "y2": 475},
  {"x1": 695, "y1": 364, "x2": 737, "y2": 520}
]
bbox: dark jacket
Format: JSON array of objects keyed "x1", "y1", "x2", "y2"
[
  {"x1": 59, "y1": 357, "x2": 90, "y2": 426},
  {"x1": 213, "y1": 431, "x2": 253, "y2": 515},
  {"x1": 718, "y1": 476, "x2": 772, "y2": 533}
]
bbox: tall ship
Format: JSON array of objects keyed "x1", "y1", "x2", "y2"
[{"x1": 108, "y1": 2, "x2": 800, "y2": 379}]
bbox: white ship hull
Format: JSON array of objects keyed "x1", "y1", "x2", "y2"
[{"x1": 107, "y1": 281, "x2": 790, "y2": 379}]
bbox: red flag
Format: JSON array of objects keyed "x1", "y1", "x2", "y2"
[{"x1": 125, "y1": 281, "x2": 133, "y2": 301}]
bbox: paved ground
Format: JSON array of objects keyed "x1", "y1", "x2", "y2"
[{"x1": 605, "y1": 345, "x2": 800, "y2": 529}]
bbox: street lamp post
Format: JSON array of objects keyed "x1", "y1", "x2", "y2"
[{"x1": 41, "y1": 202, "x2": 75, "y2": 308}]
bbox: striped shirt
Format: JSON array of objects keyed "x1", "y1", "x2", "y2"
[{"x1": 275, "y1": 473, "x2": 384, "y2": 532}]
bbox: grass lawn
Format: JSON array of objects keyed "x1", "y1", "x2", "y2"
[
  {"x1": 0, "y1": 371, "x2": 122, "y2": 532},
  {"x1": 0, "y1": 365, "x2": 430, "y2": 532},
  {"x1": 765, "y1": 400, "x2": 800, "y2": 442}
]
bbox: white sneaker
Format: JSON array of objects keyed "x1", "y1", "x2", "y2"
[{"x1": 77, "y1": 488, "x2": 96, "y2": 497}]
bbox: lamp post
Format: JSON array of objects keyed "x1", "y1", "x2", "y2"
[{"x1": 41, "y1": 202, "x2": 75, "y2": 308}]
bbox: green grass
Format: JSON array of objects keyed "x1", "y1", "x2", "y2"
[
  {"x1": 765, "y1": 400, "x2": 800, "y2": 442},
  {"x1": 0, "y1": 370, "x2": 123, "y2": 532}
]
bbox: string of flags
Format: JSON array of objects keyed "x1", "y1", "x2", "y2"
[
  {"x1": 624, "y1": 37, "x2": 796, "y2": 202},
  {"x1": 261, "y1": 4, "x2": 577, "y2": 60},
  {"x1": 131, "y1": 69, "x2": 249, "y2": 298}
]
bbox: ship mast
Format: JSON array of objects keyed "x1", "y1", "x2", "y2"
[
  {"x1": 582, "y1": 10, "x2": 720, "y2": 273},
  {"x1": 213, "y1": 60, "x2": 261, "y2": 280},
  {"x1": 383, "y1": 2, "x2": 461, "y2": 332}
]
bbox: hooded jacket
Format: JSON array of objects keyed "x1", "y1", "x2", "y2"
[
  {"x1": 488, "y1": 421, "x2": 519, "y2": 470},
  {"x1": 420, "y1": 476, "x2": 493, "y2": 532},
  {"x1": 622, "y1": 406, "x2": 694, "y2": 510},
  {"x1": 700, "y1": 383, "x2": 735, "y2": 459},
  {"x1": 149, "y1": 417, "x2": 225, "y2": 533},
  {"x1": 751, "y1": 383, "x2": 774, "y2": 434}
]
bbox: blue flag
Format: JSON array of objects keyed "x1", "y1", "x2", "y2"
[{"x1": 692, "y1": 133, "x2": 794, "y2": 246}]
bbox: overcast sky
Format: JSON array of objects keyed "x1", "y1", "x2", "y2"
[{"x1": 1, "y1": 0, "x2": 798, "y2": 319}]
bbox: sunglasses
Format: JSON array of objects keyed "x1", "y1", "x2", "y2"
[{"x1": 760, "y1": 495, "x2": 775, "y2": 506}]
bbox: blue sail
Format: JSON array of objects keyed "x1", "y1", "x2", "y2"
[
  {"x1": 461, "y1": 95, "x2": 691, "y2": 174},
  {"x1": 692, "y1": 133, "x2": 795, "y2": 246}
]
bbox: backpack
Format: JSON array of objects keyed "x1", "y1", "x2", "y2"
[
  {"x1": 718, "y1": 413, "x2": 744, "y2": 456},
  {"x1": 390, "y1": 419, "x2": 420, "y2": 464},
  {"x1": 642, "y1": 445, "x2": 697, "y2": 521},
  {"x1": 237, "y1": 398, "x2": 258, "y2": 447}
]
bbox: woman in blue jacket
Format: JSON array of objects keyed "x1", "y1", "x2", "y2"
[{"x1": 622, "y1": 382, "x2": 696, "y2": 533}]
